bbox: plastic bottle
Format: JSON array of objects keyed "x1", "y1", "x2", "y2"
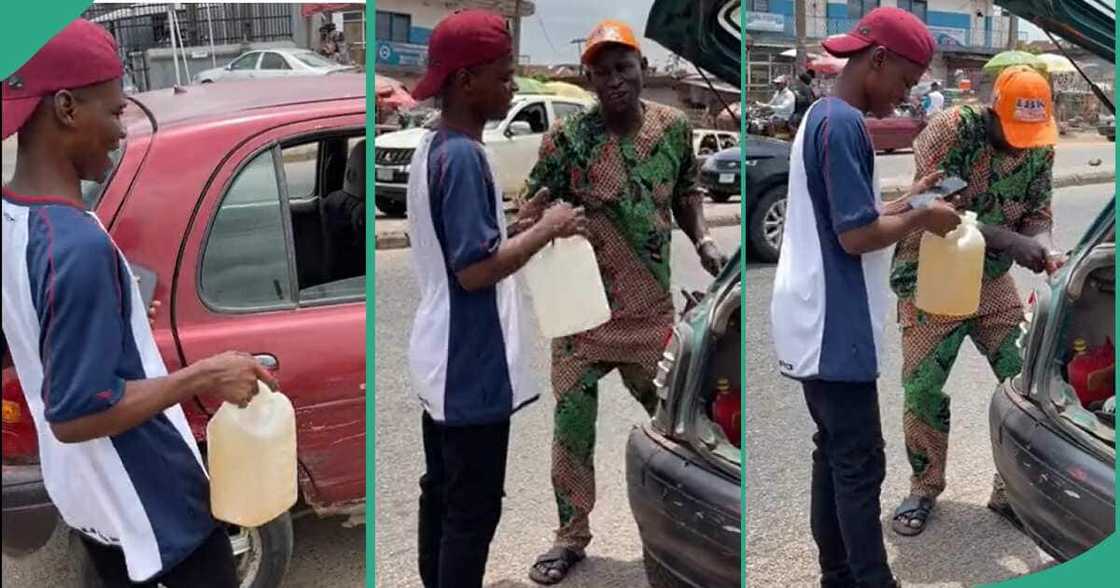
[
  {"x1": 711, "y1": 379, "x2": 741, "y2": 448},
  {"x1": 1068, "y1": 338, "x2": 1116, "y2": 407},
  {"x1": 207, "y1": 381, "x2": 298, "y2": 528},
  {"x1": 521, "y1": 236, "x2": 612, "y2": 338},
  {"x1": 916, "y1": 211, "x2": 985, "y2": 317}
]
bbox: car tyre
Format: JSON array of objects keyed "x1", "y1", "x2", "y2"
[
  {"x1": 748, "y1": 185, "x2": 786, "y2": 263},
  {"x1": 642, "y1": 548, "x2": 691, "y2": 588},
  {"x1": 72, "y1": 513, "x2": 294, "y2": 588},
  {"x1": 375, "y1": 196, "x2": 407, "y2": 218}
]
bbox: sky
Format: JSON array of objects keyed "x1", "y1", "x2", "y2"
[{"x1": 519, "y1": 0, "x2": 673, "y2": 68}]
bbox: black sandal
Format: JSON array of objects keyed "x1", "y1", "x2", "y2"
[
  {"x1": 892, "y1": 495, "x2": 935, "y2": 536},
  {"x1": 529, "y1": 546, "x2": 585, "y2": 585}
]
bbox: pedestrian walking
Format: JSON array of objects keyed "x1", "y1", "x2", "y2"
[
  {"x1": 1, "y1": 19, "x2": 277, "y2": 587},
  {"x1": 404, "y1": 10, "x2": 587, "y2": 588},
  {"x1": 769, "y1": 8, "x2": 960, "y2": 588},
  {"x1": 520, "y1": 19, "x2": 728, "y2": 585},
  {"x1": 890, "y1": 65, "x2": 1062, "y2": 536}
]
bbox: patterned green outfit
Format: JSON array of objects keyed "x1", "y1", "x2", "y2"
[
  {"x1": 519, "y1": 101, "x2": 703, "y2": 550},
  {"x1": 891, "y1": 106, "x2": 1054, "y2": 498}
]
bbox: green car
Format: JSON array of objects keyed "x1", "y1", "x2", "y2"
[
  {"x1": 625, "y1": 2, "x2": 743, "y2": 587},
  {"x1": 988, "y1": 0, "x2": 1115, "y2": 563}
]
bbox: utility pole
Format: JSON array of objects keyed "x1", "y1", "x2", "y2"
[
  {"x1": 571, "y1": 38, "x2": 586, "y2": 76},
  {"x1": 1008, "y1": 14, "x2": 1019, "y2": 50},
  {"x1": 513, "y1": 0, "x2": 523, "y2": 72},
  {"x1": 795, "y1": 0, "x2": 808, "y2": 73}
]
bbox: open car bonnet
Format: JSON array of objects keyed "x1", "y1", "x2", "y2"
[
  {"x1": 646, "y1": 0, "x2": 742, "y2": 88},
  {"x1": 996, "y1": 0, "x2": 1115, "y2": 112}
]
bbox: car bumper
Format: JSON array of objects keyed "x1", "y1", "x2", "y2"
[
  {"x1": 989, "y1": 382, "x2": 1115, "y2": 562},
  {"x1": 626, "y1": 424, "x2": 740, "y2": 588},
  {"x1": 2, "y1": 464, "x2": 58, "y2": 557},
  {"x1": 699, "y1": 169, "x2": 740, "y2": 194},
  {"x1": 374, "y1": 183, "x2": 407, "y2": 204},
  {"x1": 1098, "y1": 126, "x2": 1115, "y2": 137}
]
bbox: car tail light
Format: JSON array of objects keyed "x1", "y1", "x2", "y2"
[
  {"x1": 2, "y1": 367, "x2": 39, "y2": 463},
  {"x1": 653, "y1": 328, "x2": 684, "y2": 401}
]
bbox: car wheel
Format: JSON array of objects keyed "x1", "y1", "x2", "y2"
[
  {"x1": 642, "y1": 548, "x2": 691, "y2": 588},
  {"x1": 709, "y1": 191, "x2": 734, "y2": 204},
  {"x1": 200, "y1": 79, "x2": 214, "y2": 84},
  {"x1": 375, "y1": 196, "x2": 407, "y2": 218},
  {"x1": 72, "y1": 513, "x2": 294, "y2": 588},
  {"x1": 748, "y1": 185, "x2": 786, "y2": 263}
]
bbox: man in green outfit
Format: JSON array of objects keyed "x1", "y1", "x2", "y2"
[
  {"x1": 890, "y1": 65, "x2": 1064, "y2": 536},
  {"x1": 513, "y1": 19, "x2": 727, "y2": 585}
]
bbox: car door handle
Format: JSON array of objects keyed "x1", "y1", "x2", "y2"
[{"x1": 254, "y1": 354, "x2": 279, "y2": 371}]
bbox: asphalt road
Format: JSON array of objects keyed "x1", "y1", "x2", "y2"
[
  {"x1": 874, "y1": 140, "x2": 1114, "y2": 186},
  {"x1": 744, "y1": 185, "x2": 1112, "y2": 587},
  {"x1": 1, "y1": 514, "x2": 363, "y2": 587},
  {"x1": 373, "y1": 226, "x2": 742, "y2": 588}
]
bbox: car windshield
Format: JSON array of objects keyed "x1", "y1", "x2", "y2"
[
  {"x1": 80, "y1": 145, "x2": 124, "y2": 209},
  {"x1": 292, "y1": 51, "x2": 338, "y2": 69}
]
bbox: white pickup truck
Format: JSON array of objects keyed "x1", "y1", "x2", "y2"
[{"x1": 373, "y1": 94, "x2": 595, "y2": 217}]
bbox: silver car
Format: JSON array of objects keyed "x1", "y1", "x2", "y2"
[{"x1": 194, "y1": 48, "x2": 354, "y2": 84}]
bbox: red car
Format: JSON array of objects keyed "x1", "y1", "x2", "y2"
[
  {"x1": 2, "y1": 76, "x2": 366, "y2": 587},
  {"x1": 865, "y1": 107, "x2": 927, "y2": 153}
]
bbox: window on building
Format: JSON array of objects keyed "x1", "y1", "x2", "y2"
[
  {"x1": 376, "y1": 11, "x2": 411, "y2": 43},
  {"x1": 848, "y1": 0, "x2": 880, "y2": 19},
  {"x1": 749, "y1": 0, "x2": 770, "y2": 12},
  {"x1": 896, "y1": 0, "x2": 927, "y2": 22}
]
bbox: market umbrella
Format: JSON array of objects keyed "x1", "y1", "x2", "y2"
[
  {"x1": 983, "y1": 51, "x2": 1046, "y2": 74},
  {"x1": 515, "y1": 76, "x2": 551, "y2": 94},
  {"x1": 376, "y1": 75, "x2": 417, "y2": 111},
  {"x1": 1037, "y1": 53, "x2": 1077, "y2": 74},
  {"x1": 543, "y1": 81, "x2": 593, "y2": 99}
]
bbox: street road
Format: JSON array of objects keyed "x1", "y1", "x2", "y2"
[
  {"x1": 874, "y1": 140, "x2": 1114, "y2": 186},
  {"x1": 745, "y1": 185, "x2": 1112, "y2": 587},
  {"x1": 2, "y1": 514, "x2": 363, "y2": 587},
  {"x1": 374, "y1": 226, "x2": 743, "y2": 587}
]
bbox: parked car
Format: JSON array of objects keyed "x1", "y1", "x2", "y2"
[
  {"x1": 695, "y1": 128, "x2": 739, "y2": 160},
  {"x1": 1098, "y1": 113, "x2": 1115, "y2": 142},
  {"x1": 373, "y1": 94, "x2": 594, "y2": 217},
  {"x1": 627, "y1": 1, "x2": 743, "y2": 587},
  {"x1": 864, "y1": 105, "x2": 927, "y2": 153},
  {"x1": 988, "y1": 0, "x2": 1115, "y2": 563},
  {"x1": 699, "y1": 146, "x2": 741, "y2": 203},
  {"x1": 194, "y1": 48, "x2": 355, "y2": 84},
  {"x1": 743, "y1": 135, "x2": 792, "y2": 263},
  {"x1": 2, "y1": 76, "x2": 367, "y2": 588}
]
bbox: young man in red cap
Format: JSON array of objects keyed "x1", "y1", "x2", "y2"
[
  {"x1": 769, "y1": 8, "x2": 959, "y2": 587},
  {"x1": 2, "y1": 19, "x2": 276, "y2": 587},
  {"x1": 404, "y1": 10, "x2": 587, "y2": 588},
  {"x1": 517, "y1": 19, "x2": 727, "y2": 585},
  {"x1": 890, "y1": 65, "x2": 1062, "y2": 537}
]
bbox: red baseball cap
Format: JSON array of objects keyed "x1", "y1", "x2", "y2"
[
  {"x1": 411, "y1": 10, "x2": 513, "y2": 102},
  {"x1": 2, "y1": 19, "x2": 124, "y2": 140},
  {"x1": 822, "y1": 7, "x2": 936, "y2": 67}
]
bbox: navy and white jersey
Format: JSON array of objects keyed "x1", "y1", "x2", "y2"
[
  {"x1": 1, "y1": 190, "x2": 214, "y2": 582},
  {"x1": 406, "y1": 129, "x2": 537, "y2": 425},
  {"x1": 770, "y1": 98, "x2": 892, "y2": 383}
]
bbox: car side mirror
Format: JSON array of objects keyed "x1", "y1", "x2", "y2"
[{"x1": 507, "y1": 121, "x2": 532, "y2": 138}]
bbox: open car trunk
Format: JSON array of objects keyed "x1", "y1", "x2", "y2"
[
  {"x1": 1043, "y1": 228, "x2": 1116, "y2": 452},
  {"x1": 685, "y1": 281, "x2": 742, "y2": 475}
]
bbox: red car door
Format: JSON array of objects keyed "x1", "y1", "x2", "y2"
[{"x1": 172, "y1": 114, "x2": 366, "y2": 512}]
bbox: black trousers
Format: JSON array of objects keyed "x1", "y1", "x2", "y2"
[
  {"x1": 418, "y1": 412, "x2": 511, "y2": 588},
  {"x1": 80, "y1": 525, "x2": 237, "y2": 587},
  {"x1": 802, "y1": 379, "x2": 895, "y2": 588}
]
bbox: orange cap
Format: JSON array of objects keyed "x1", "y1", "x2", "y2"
[
  {"x1": 582, "y1": 20, "x2": 641, "y2": 65},
  {"x1": 992, "y1": 66, "x2": 1058, "y2": 149}
]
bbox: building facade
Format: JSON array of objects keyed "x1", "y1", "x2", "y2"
[
  {"x1": 744, "y1": 0, "x2": 1024, "y2": 101},
  {"x1": 375, "y1": 0, "x2": 535, "y2": 87}
]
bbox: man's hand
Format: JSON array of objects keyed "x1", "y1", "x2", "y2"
[
  {"x1": 517, "y1": 187, "x2": 553, "y2": 224},
  {"x1": 147, "y1": 300, "x2": 161, "y2": 327},
  {"x1": 1045, "y1": 252, "x2": 1068, "y2": 276},
  {"x1": 698, "y1": 240, "x2": 728, "y2": 277},
  {"x1": 978, "y1": 225, "x2": 1049, "y2": 274},
  {"x1": 906, "y1": 170, "x2": 946, "y2": 199},
  {"x1": 539, "y1": 202, "x2": 589, "y2": 240},
  {"x1": 189, "y1": 351, "x2": 278, "y2": 409},
  {"x1": 919, "y1": 200, "x2": 961, "y2": 237}
]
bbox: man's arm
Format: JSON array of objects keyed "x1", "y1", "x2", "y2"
[
  {"x1": 510, "y1": 126, "x2": 568, "y2": 237},
  {"x1": 671, "y1": 119, "x2": 726, "y2": 276},
  {"x1": 456, "y1": 203, "x2": 585, "y2": 291},
  {"x1": 840, "y1": 204, "x2": 958, "y2": 255}
]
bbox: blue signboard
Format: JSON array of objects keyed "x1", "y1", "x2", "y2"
[{"x1": 376, "y1": 41, "x2": 427, "y2": 67}]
